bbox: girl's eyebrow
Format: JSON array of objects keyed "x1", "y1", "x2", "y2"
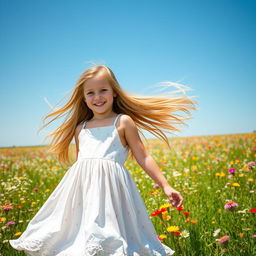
[{"x1": 84, "y1": 86, "x2": 108, "y2": 92}]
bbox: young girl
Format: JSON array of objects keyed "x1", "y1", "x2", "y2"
[{"x1": 9, "y1": 65, "x2": 197, "y2": 255}]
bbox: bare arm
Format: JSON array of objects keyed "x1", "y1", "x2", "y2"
[{"x1": 122, "y1": 115, "x2": 183, "y2": 207}]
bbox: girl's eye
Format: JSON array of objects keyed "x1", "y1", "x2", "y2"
[
  {"x1": 87, "y1": 92, "x2": 93, "y2": 95},
  {"x1": 101, "y1": 89, "x2": 107, "y2": 92}
]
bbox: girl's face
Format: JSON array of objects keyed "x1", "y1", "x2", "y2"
[{"x1": 83, "y1": 74, "x2": 117, "y2": 116}]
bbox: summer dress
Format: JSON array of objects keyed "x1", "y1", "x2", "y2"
[{"x1": 9, "y1": 114, "x2": 175, "y2": 255}]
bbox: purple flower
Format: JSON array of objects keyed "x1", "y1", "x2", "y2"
[
  {"x1": 6, "y1": 221, "x2": 15, "y2": 226},
  {"x1": 224, "y1": 201, "x2": 238, "y2": 210},
  {"x1": 33, "y1": 187, "x2": 39, "y2": 191},
  {"x1": 228, "y1": 168, "x2": 236, "y2": 173}
]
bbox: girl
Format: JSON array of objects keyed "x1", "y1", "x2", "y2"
[{"x1": 9, "y1": 65, "x2": 197, "y2": 255}]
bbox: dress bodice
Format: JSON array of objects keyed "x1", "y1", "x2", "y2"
[{"x1": 77, "y1": 114, "x2": 129, "y2": 165}]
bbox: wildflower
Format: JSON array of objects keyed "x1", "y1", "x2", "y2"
[
  {"x1": 213, "y1": 228, "x2": 221, "y2": 237},
  {"x1": 180, "y1": 230, "x2": 190, "y2": 238},
  {"x1": 228, "y1": 168, "x2": 236, "y2": 173},
  {"x1": 182, "y1": 212, "x2": 190, "y2": 216},
  {"x1": 14, "y1": 231, "x2": 22, "y2": 236},
  {"x1": 249, "y1": 208, "x2": 256, "y2": 213},
  {"x1": 151, "y1": 208, "x2": 167, "y2": 216},
  {"x1": 224, "y1": 201, "x2": 238, "y2": 210},
  {"x1": 173, "y1": 231, "x2": 180, "y2": 235},
  {"x1": 239, "y1": 233, "x2": 245, "y2": 238},
  {"x1": 167, "y1": 226, "x2": 180, "y2": 232},
  {"x1": 159, "y1": 234, "x2": 167, "y2": 240},
  {"x1": 190, "y1": 219, "x2": 198, "y2": 224},
  {"x1": 216, "y1": 235, "x2": 229, "y2": 245},
  {"x1": 1, "y1": 202, "x2": 13, "y2": 211},
  {"x1": 176, "y1": 206, "x2": 184, "y2": 211},
  {"x1": 0, "y1": 217, "x2": 6, "y2": 222},
  {"x1": 252, "y1": 235, "x2": 256, "y2": 238},
  {"x1": 153, "y1": 184, "x2": 160, "y2": 188},
  {"x1": 232, "y1": 183, "x2": 240, "y2": 187},
  {"x1": 33, "y1": 187, "x2": 39, "y2": 191},
  {"x1": 5, "y1": 221, "x2": 15, "y2": 226},
  {"x1": 216, "y1": 172, "x2": 225, "y2": 177},
  {"x1": 160, "y1": 203, "x2": 171, "y2": 209},
  {"x1": 247, "y1": 161, "x2": 256, "y2": 168}
]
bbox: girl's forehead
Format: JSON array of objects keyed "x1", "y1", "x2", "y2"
[{"x1": 84, "y1": 75, "x2": 111, "y2": 90}]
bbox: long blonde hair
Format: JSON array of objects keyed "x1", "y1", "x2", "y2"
[{"x1": 39, "y1": 65, "x2": 198, "y2": 165}]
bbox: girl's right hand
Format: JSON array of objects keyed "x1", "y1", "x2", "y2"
[{"x1": 162, "y1": 185, "x2": 183, "y2": 208}]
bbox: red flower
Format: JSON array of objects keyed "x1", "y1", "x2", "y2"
[
  {"x1": 250, "y1": 208, "x2": 256, "y2": 213},
  {"x1": 183, "y1": 212, "x2": 190, "y2": 215},
  {"x1": 173, "y1": 232, "x2": 180, "y2": 235},
  {"x1": 176, "y1": 206, "x2": 184, "y2": 211},
  {"x1": 151, "y1": 208, "x2": 167, "y2": 216}
]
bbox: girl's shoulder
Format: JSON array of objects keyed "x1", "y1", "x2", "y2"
[{"x1": 119, "y1": 114, "x2": 136, "y2": 129}]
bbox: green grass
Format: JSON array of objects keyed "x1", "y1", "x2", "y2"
[{"x1": 0, "y1": 133, "x2": 255, "y2": 255}]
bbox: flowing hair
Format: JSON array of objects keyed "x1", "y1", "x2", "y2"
[{"x1": 38, "y1": 65, "x2": 198, "y2": 165}]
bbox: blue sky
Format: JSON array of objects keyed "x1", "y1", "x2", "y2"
[{"x1": 0, "y1": 0, "x2": 255, "y2": 147}]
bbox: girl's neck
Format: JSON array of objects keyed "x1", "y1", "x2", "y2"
[{"x1": 90, "y1": 111, "x2": 117, "y2": 121}]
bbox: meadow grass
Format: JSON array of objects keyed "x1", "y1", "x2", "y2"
[{"x1": 0, "y1": 133, "x2": 255, "y2": 255}]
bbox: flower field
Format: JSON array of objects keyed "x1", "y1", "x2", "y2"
[{"x1": 0, "y1": 133, "x2": 255, "y2": 256}]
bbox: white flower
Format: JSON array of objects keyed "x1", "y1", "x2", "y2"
[
  {"x1": 213, "y1": 228, "x2": 221, "y2": 237},
  {"x1": 180, "y1": 230, "x2": 190, "y2": 238}
]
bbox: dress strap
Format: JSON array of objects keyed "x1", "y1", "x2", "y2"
[{"x1": 113, "y1": 114, "x2": 122, "y2": 127}]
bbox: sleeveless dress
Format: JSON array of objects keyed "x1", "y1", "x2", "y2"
[{"x1": 9, "y1": 114, "x2": 175, "y2": 256}]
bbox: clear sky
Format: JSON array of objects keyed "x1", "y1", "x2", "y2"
[{"x1": 1, "y1": 0, "x2": 255, "y2": 147}]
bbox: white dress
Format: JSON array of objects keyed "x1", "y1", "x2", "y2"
[{"x1": 9, "y1": 114, "x2": 175, "y2": 256}]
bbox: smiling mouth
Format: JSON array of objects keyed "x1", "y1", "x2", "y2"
[{"x1": 94, "y1": 102, "x2": 105, "y2": 107}]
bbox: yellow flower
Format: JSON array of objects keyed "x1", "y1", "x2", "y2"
[
  {"x1": 239, "y1": 233, "x2": 245, "y2": 238},
  {"x1": 14, "y1": 232, "x2": 22, "y2": 236},
  {"x1": 191, "y1": 165, "x2": 197, "y2": 171},
  {"x1": 212, "y1": 220, "x2": 216, "y2": 224},
  {"x1": 0, "y1": 217, "x2": 6, "y2": 222},
  {"x1": 31, "y1": 202, "x2": 37, "y2": 206},
  {"x1": 167, "y1": 226, "x2": 180, "y2": 232},
  {"x1": 162, "y1": 214, "x2": 171, "y2": 221},
  {"x1": 190, "y1": 219, "x2": 198, "y2": 224},
  {"x1": 216, "y1": 172, "x2": 225, "y2": 177},
  {"x1": 232, "y1": 183, "x2": 240, "y2": 187},
  {"x1": 159, "y1": 234, "x2": 167, "y2": 239},
  {"x1": 45, "y1": 189, "x2": 50, "y2": 192},
  {"x1": 21, "y1": 200, "x2": 26, "y2": 204},
  {"x1": 238, "y1": 173, "x2": 244, "y2": 177},
  {"x1": 160, "y1": 203, "x2": 171, "y2": 209},
  {"x1": 248, "y1": 178, "x2": 254, "y2": 182}
]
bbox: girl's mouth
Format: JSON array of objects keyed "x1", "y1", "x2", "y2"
[{"x1": 94, "y1": 102, "x2": 105, "y2": 107}]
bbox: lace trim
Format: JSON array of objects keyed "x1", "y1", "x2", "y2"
[
  {"x1": 9, "y1": 238, "x2": 43, "y2": 251},
  {"x1": 9, "y1": 235, "x2": 175, "y2": 256}
]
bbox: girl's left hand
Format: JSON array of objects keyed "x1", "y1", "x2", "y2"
[{"x1": 163, "y1": 185, "x2": 183, "y2": 208}]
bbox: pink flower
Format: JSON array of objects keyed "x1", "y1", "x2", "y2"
[
  {"x1": 153, "y1": 184, "x2": 160, "y2": 188},
  {"x1": 224, "y1": 201, "x2": 238, "y2": 210},
  {"x1": 228, "y1": 168, "x2": 236, "y2": 173},
  {"x1": 33, "y1": 187, "x2": 39, "y2": 191},
  {"x1": 248, "y1": 161, "x2": 256, "y2": 168},
  {"x1": 6, "y1": 221, "x2": 15, "y2": 226},
  {"x1": 217, "y1": 235, "x2": 229, "y2": 245}
]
